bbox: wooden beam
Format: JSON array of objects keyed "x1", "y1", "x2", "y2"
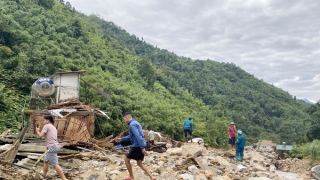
[
  {"x1": 0, "y1": 144, "x2": 79, "y2": 155},
  {"x1": 1, "y1": 127, "x2": 28, "y2": 164}
]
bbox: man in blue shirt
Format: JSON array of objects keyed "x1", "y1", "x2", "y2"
[
  {"x1": 115, "y1": 112, "x2": 155, "y2": 180},
  {"x1": 183, "y1": 116, "x2": 193, "y2": 143}
]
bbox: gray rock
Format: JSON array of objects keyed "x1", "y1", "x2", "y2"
[{"x1": 179, "y1": 173, "x2": 194, "y2": 180}]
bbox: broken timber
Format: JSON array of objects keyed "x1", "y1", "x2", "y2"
[
  {"x1": 0, "y1": 127, "x2": 28, "y2": 164},
  {"x1": 0, "y1": 144, "x2": 79, "y2": 154}
]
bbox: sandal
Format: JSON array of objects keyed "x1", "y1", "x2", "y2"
[{"x1": 122, "y1": 177, "x2": 132, "y2": 180}]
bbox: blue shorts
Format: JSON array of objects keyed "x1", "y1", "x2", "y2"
[{"x1": 228, "y1": 137, "x2": 236, "y2": 145}]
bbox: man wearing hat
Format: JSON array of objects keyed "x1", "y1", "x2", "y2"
[{"x1": 228, "y1": 122, "x2": 237, "y2": 151}]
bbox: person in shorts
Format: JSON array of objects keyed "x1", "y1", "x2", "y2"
[
  {"x1": 36, "y1": 115, "x2": 67, "y2": 180},
  {"x1": 228, "y1": 122, "x2": 237, "y2": 151},
  {"x1": 115, "y1": 112, "x2": 155, "y2": 180}
]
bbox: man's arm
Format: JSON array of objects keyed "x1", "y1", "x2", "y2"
[
  {"x1": 191, "y1": 121, "x2": 193, "y2": 131},
  {"x1": 36, "y1": 127, "x2": 45, "y2": 137},
  {"x1": 121, "y1": 134, "x2": 130, "y2": 142},
  {"x1": 235, "y1": 136, "x2": 241, "y2": 145}
]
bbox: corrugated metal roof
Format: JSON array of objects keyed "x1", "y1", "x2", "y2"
[{"x1": 276, "y1": 145, "x2": 293, "y2": 150}]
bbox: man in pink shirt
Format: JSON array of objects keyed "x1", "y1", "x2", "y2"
[
  {"x1": 228, "y1": 122, "x2": 237, "y2": 151},
  {"x1": 36, "y1": 115, "x2": 67, "y2": 180}
]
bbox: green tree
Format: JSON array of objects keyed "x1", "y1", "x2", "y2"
[
  {"x1": 138, "y1": 58, "x2": 156, "y2": 88},
  {"x1": 38, "y1": 0, "x2": 55, "y2": 9},
  {"x1": 278, "y1": 121, "x2": 298, "y2": 144}
]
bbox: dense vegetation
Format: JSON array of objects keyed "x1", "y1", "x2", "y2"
[{"x1": 0, "y1": 0, "x2": 319, "y2": 148}]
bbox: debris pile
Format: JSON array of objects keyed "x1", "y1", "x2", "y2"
[{"x1": 0, "y1": 128, "x2": 316, "y2": 180}]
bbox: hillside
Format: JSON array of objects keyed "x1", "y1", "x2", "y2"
[{"x1": 0, "y1": 0, "x2": 314, "y2": 146}]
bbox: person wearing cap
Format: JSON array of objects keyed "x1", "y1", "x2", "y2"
[
  {"x1": 183, "y1": 116, "x2": 193, "y2": 143},
  {"x1": 36, "y1": 115, "x2": 68, "y2": 180},
  {"x1": 115, "y1": 112, "x2": 155, "y2": 180},
  {"x1": 235, "y1": 130, "x2": 246, "y2": 162},
  {"x1": 228, "y1": 122, "x2": 237, "y2": 151}
]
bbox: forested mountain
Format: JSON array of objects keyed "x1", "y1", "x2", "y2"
[{"x1": 0, "y1": 0, "x2": 317, "y2": 147}]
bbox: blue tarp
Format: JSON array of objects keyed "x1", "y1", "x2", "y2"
[{"x1": 116, "y1": 144, "x2": 130, "y2": 150}]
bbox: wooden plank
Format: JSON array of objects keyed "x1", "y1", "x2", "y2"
[
  {"x1": 64, "y1": 118, "x2": 78, "y2": 141},
  {"x1": 0, "y1": 129, "x2": 11, "y2": 137},
  {"x1": 88, "y1": 115, "x2": 95, "y2": 137},
  {"x1": 0, "y1": 144, "x2": 79, "y2": 154},
  {"x1": 55, "y1": 118, "x2": 67, "y2": 139},
  {"x1": 6, "y1": 133, "x2": 38, "y2": 139},
  {"x1": 28, "y1": 110, "x2": 94, "y2": 116},
  {"x1": 73, "y1": 120, "x2": 91, "y2": 143},
  {"x1": 73, "y1": 125, "x2": 85, "y2": 142},
  {"x1": 91, "y1": 139, "x2": 113, "y2": 148},
  {"x1": 15, "y1": 157, "x2": 79, "y2": 169},
  {"x1": 1, "y1": 127, "x2": 28, "y2": 164},
  {"x1": 73, "y1": 125, "x2": 89, "y2": 143},
  {"x1": 61, "y1": 117, "x2": 95, "y2": 144}
]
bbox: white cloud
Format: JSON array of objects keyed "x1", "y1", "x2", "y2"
[{"x1": 68, "y1": 0, "x2": 320, "y2": 102}]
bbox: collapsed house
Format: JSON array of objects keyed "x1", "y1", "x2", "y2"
[
  {"x1": 0, "y1": 71, "x2": 187, "y2": 179},
  {"x1": 25, "y1": 70, "x2": 112, "y2": 147},
  {"x1": 0, "y1": 71, "x2": 114, "y2": 170}
]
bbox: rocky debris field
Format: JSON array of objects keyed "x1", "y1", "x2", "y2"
[{"x1": 0, "y1": 143, "x2": 318, "y2": 180}]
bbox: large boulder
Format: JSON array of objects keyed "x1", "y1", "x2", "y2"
[{"x1": 182, "y1": 144, "x2": 204, "y2": 157}]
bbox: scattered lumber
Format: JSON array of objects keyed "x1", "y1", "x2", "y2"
[
  {"x1": 0, "y1": 129, "x2": 11, "y2": 138},
  {"x1": 0, "y1": 144, "x2": 79, "y2": 155},
  {"x1": 59, "y1": 151, "x2": 111, "y2": 161},
  {"x1": 0, "y1": 127, "x2": 28, "y2": 164},
  {"x1": 91, "y1": 139, "x2": 114, "y2": 148}
]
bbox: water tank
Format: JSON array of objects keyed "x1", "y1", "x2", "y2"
[{"x1": 31, "y1": 78, "x2": 55, "y2": 97}]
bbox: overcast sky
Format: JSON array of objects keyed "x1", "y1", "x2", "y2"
[{"x1": 68, "y1": 0, "x2": 320, "y2": 103}]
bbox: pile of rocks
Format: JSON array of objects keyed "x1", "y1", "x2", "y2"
[
  {"x1": 68, "y1": 143, "x2": 312, "y2": 180},
  {"x1": 0, "y1": 142, "x2": 314, "y2": 180}
]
